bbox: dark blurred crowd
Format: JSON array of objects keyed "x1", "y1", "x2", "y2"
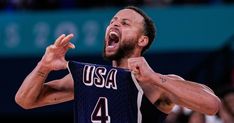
[
  {"x1": 0, "y1": 0, "x2": 234, "y2": 10},
  {"x1": 165, "y1": 87, "x2": 234, "y2": 123}
]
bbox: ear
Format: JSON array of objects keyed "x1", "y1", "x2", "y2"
[{"x1": 138, "y1": 36, "x2": 149, "y2": 47}]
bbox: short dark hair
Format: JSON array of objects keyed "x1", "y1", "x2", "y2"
[{"x1": 124, "y1": 6, "x2": 156, "y2": 54}]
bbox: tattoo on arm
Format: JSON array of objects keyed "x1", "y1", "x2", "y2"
[
  {"x1": 159, "y1": 76, "x2": 167, "y2": 83},
  {"x1": 37, "y1": 71, "x2": 47, "y2": 78}
]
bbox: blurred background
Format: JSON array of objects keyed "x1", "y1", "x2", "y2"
[{"x1": 0, "y1": 0, "x2": 234, "y2": 123}]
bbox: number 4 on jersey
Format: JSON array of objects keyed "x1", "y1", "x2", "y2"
[{"x1": 91, "y1": 97, "x2": 111, "y2": 123}]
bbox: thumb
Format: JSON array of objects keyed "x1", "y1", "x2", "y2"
[
  {"x1": 132, "y1": 66, "x2": 140, "y2": 75},
  {"x1": 68, "y1": 42, "x2": 75, "y2": 49}
]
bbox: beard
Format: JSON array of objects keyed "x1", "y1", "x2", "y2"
[{"x1": 103, "y1": 40, "x2": 136, "y2": 61}]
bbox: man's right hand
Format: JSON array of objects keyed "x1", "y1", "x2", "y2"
[{"x1": 39, "y1": 34, "x2": 75, "y2": 71}]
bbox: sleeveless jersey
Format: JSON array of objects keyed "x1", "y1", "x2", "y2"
[{"x1": 68, "y1": 61, "x2": 167, "y2": 123}]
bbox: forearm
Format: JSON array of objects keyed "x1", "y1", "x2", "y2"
[
  {"x1": 151, "y1": 73, "x2": 220, "y2": 115},
  {"x1": 15, "y1": 61, "x2": 51, "y2": 108}
]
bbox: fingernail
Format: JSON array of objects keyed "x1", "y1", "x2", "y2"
[{"x1": 72, "y1": 44, "x2": 75, "y2": 49}]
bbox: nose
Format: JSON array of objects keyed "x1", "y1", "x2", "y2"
[{"x1": 111, "y1": 20, "x2": 120, "y2": 27}]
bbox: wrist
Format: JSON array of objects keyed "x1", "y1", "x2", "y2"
[
  {"x1": 151, "y1": 73, "x2": 166, "y2": 85},
  {"x1": 37, "y1": 61, "x2": 52, "y2": 73},
  {"x1": 144, "y1": 72, "x2": 159, "y2": 85}
]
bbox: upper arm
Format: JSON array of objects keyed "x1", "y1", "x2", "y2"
[
  {"x1": 155, "y1": 74, "x2": 184, "y2": 114},
  {"x1": 166, "y1": 74, "x2": 185, "y2": 81},
  {"x1": 168, "y1": 74, "x2": 215, "y2": 94},
  {"x1": 34, "y1": 74, "x2": 74, "y2": 108}
]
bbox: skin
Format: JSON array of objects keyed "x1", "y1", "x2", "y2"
[{"x1": 15, "y1": 9, "x2": 221, "y2": 115}]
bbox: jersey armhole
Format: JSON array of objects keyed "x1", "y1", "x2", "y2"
[{"x1": 131, "y1": 72, "x2": 144, "y2": 123}]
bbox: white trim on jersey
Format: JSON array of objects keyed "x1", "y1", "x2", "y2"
[{"x1": 131, "y1": 73, "x2": 144, "y2": 123}]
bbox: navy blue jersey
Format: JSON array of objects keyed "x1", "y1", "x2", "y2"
[{"x1": 68, "y1": 61, "x2": 167, "y2": 123}]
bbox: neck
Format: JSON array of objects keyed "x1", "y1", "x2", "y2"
[
  {"x1": 112, "y1": 58, "x2": 129, "y2": 69},
  {"x1": 112, "y1": 50, "x2": 141, "y2": 69}
]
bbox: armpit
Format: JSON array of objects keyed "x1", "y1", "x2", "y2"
[{"x1": 154, "y1": 94, "x2": 175, "y2": 114}]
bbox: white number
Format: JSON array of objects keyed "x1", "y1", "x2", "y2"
[
  {"x1": 83, "y1": 20, "x2": 99, "y2": 46},
  {"x1": 34, "y1": 22, "x2": 50, "y2": 48},
  {"x1": 91, "y1": 97, "x2": 110, "y2": 123},
  {"x1": 5, "y1": 23, "x2": 20, "y2": 48}
]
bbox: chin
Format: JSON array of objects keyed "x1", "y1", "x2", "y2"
[
  {"x1": 103, "y1": 53, "x2": 115, "y2": 60},
  {"x1": 103, "y1": 46, "x2": 125, "y2": 60},
  {"x1": 103, "y1": 51, "x2": 119, "y2": 60}
]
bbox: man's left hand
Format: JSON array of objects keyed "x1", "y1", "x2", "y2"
[{"x1": 128, "y1": 57, "x2": 156, "y2": 83}]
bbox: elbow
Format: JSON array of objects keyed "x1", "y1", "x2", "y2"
[
  {"x1": 204, "y1": 96, "x2": 221, "y2": 115},
  {"x1": 15, "y1": 93, "x2": 34, "y2": 110}
]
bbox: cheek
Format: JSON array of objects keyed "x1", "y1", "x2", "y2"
[
  {"x1": 122, "y1": 29, "x2": 138, "y2": 39},
  {"x1": 105, "y1": 26, "x2": 110, "y2": 37}
]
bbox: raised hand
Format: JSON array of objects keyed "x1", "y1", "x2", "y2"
[
  {"x1": 39, "y1": 34, "x2": 75, "y2": 71},
  {"x1": 128, "y1": 57, "x2": 155, "y2": 83}
]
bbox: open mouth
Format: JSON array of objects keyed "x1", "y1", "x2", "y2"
[
  {"x1": 107, "y1": 28, "x2": 121, "y2": 48},
  {"x1": 109, "y1": 32, "x2": 119, "y2": 46}
]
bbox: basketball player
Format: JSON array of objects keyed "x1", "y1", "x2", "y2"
[{"x1": 15, "y1": 6, "x2": 221, "y2": 121}]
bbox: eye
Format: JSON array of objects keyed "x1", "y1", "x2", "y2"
[
  {"x1": 110, "y1": 20, "x2": 114, "y2": 24},
  {"x1": 122, "y1": 21, "x2": 129, "y2": 26}
]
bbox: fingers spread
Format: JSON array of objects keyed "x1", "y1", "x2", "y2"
[
  {"x1": 66, "y1": 42, "x2": 75, "y2": 49},
  {"x1": 64, "y1": 42, "x2": 76, "y2": 53},
  {"x1": 60, "y1": 34, "x2": 74, "y2": 46},
  {"x1": 54, "y1": 34, "x2": 66, "y2": 46}
]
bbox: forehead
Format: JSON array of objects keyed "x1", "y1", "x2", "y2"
[{"x1": 113, "y1": 9, "x2": 144, "y2": 24}]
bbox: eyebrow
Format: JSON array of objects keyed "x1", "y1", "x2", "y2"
[
  {"x1": 112, "y1": 16, "x2": 132, "y2": 22},
  {"x1": 113, "y1": 16, "x2": 118, "y2": 20}
]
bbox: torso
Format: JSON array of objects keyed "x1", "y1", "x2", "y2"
[{"x1": 69, "y1": 61, "x2": 168, "y2": 123}]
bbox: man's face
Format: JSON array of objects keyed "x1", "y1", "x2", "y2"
[{"x1": 103, "y1": 9, "x2": 145, "y2": 60}]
